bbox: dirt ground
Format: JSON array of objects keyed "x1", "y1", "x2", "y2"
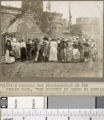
[{"x1": 1, "y1": 58, "x2": 103, "y2": 80}]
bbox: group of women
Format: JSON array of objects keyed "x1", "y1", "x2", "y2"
[{"x1": 5, "y1": 37, "x2": 97, "y2": 64}]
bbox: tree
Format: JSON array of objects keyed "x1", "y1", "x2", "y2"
[{"x1": 71, "y1": 24, "x2": 82, "y2": 36}]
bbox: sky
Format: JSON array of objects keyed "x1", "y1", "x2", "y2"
[{"x1": 1, "y1": 1, "x2": 103, "y2": 24}]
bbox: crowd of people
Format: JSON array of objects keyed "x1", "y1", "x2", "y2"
[{"x1": 5, "y1": 36, "x2": 97, "y2": 64}]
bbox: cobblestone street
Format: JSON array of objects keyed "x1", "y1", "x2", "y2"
[{"x1": 1, "y1": 58, "x2": 102, "y2": 80}]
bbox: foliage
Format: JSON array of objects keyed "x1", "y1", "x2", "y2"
[{"x1": 71, "y1": 24, "x2": 82, "y2": 36}]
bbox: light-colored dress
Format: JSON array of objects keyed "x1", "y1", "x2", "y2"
[
  {"x1": 15, "y1": 42, "x2": 21, "y2": 59},
  {"x1": 5, "y1": 42, "x2": 15, "y2": 64},
  {"x1": 72, "y1": 48, "x2": 80, "y2": 61},
  {"x1": 11, "y1": 41, "x2": 16, "y2": 50},
  {"x1": 90, "y1": 42, "x2": 97, "y2": 61},
  {"x1": 49, "y1": 41, "x2": 58, "y2": 61},
  {"x1": 5, "y1": 50, "x2": 15, "y2": 63},
  {"x1": 20, "y1": 42, "x2": 26, "y2": 48},
  {"x1": 11, "y1": 41, "x2": 16, "y2": 58}
]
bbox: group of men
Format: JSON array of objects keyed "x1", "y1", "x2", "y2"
[{"x1": 5, "y1": 36, "x2": 97, "y2": 64}]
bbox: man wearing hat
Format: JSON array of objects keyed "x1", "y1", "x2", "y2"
[{"x1": 43, "y1": 37, "x2": 50, "y2": 62}]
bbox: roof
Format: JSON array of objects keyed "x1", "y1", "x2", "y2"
[
  {"x1": 2, "y1": 9, "x2": 42, "y2": 34},
  {"x1": 1, "y1": 5, "x2": 22, "y2": 11},
  {"x1": 2, "y1": 16, "x2": 25, "y2": 34}
]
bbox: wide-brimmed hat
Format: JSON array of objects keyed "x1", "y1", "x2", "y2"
[
  {"x1": 52, "y1": 38, "x2": 56, "y2": 41},
  {"x1": 76, "y1": 37, "x2": 79, "y2": 39},
  {"x1": 6, "y1": 39, "x2": 11, "y2": 43},
  {"x1": 73, "y1": 40, "x2": 78, "y2": 43},
  {"x1": 57, "y1": 37, "x2": 60, "y2": 39},
  {"x1": 43, "y1": 37, "x2": 48, "y2": 41}
]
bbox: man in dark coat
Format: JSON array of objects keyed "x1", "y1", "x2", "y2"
[
  {"x1": 43, "y1": 37, "x2": 50, "y2": 62},
  {"x1": 26, "y1": 39, "x2": 31, "y2": 60},
  {"x1": 30, "y1": 39, "x2": 36, "y2": 60}
]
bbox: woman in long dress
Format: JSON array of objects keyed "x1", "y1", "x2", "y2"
[
  {"x1": 38, "y1": 40, "x2": 44, "y2": 62},
  {"x1": 49, "y1": 39, "x2": 58, "y2": 62},
  {"x1": 5, "y1": 40, "x2": 15, "y2": 64},
  {"x1": 43, "y1": 38, "x2": 50, "y2": 62},
  {"x1": 59, "y1": 39, "x2": 68, "y2": 62},
  {"x1": 20, "y1": 39, "x2": 27, "y2": 62},
  {"x1": 89, "y1": 39, "x2": 97, "y2": 61},
  {"x1": 11, "y1": 38, "x2": 17, "y2": 59},
  {"x1": 15, "y1": 41, "x2": 21, "y2": 60},
  {"x1": 72, "y1": 40, "x2": 80, "y2": 62},
  {"x1": 66, "y1": 41, "x2": 73, "y2": 62},
  {"x1": 83, "y1": 39, "x2": 90, "y2": 62}
]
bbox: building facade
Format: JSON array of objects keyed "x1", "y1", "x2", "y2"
[
  {"x1": 76, "y1": 17, "x2": 100, "y2": 40},
  {"x1": 49, "y1": 13, "x2": 63, "y2": 38},
  {"x1": 75, "y1": 17, "x2": 102, "y2": 56},
  {"x1": 61, "y1": 19, "x2": 71, "y2": 38},
  {"x1": 1, "y1": 1, "x2": 72, "y2": 54},
  {"x1": 1, "y1": 1, "x2": 72, "y2": 38}
]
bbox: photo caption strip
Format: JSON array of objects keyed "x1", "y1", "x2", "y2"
[{"x1": 0, "y1": 82, "x2": 104, "y2": 96}]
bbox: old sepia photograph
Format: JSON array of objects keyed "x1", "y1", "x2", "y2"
[{"x1": 0, "y1": 0, "x2": 103, "y2": 78}]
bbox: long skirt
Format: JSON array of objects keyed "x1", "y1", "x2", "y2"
[
  {"x1": 84, "y1": 52, "x2": 89, "y2": 58},
  {"x1": 15, "y1": 47, "x2": 21, "y2": 59},
  {"x1": 5, "y1": 50, "x2": 15, "y2": 64},
  {"x1": 80, "y1": 49, "x2": 84, "y2": 62},
  {"x1": 38, "y1": 48, "x2": 44, "y2": 62},
  {"x1": 21, "y1": 47, "x2": 27, "y2": 61},
  {"x1": 66, "y1": 49, "x2": 73, "y2": 62},
  {"x1": 90, "y1": 48, "x2": 97, "y2": 61},
  {"x1": 60, "y1": 48, "x2": 67, "y2": 62},
  {"x1": 73, "y1": 49, "x2": 80, "y2": 62},
  {"x1": 49, "y1": 47, "x2": 58, "y2": 61},
  {"x1": 30, "y1": 48, "x2": 36, "y2": 60}
]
